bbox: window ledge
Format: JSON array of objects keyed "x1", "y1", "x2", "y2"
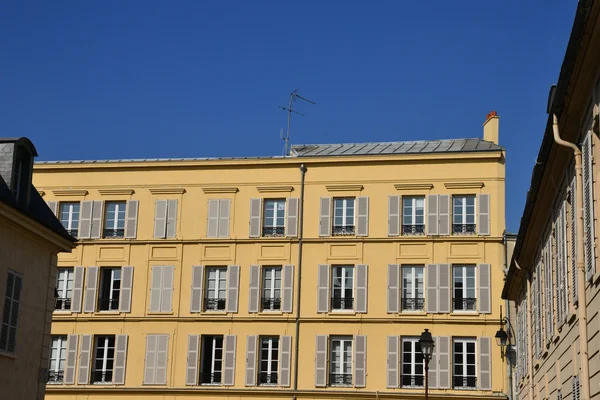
[
  {"x1": 202, "y1": 311, "x2": 228, "y2": 315},
  {"x1": 95, "y1": 311, "x2": 121, "y2": 315},
  {"x1": 0, "y1": 351, "x2": 16, "y2": 359},
  {"x1": 259, "y1": 311, "x2": 284, "y2": 315},
  {"x1": 146, "y1": 312, "x2": 174, "y2": 316},
  {"x1": 330, "y1": 310, "x2": 357, "y2": 315},
  {"x1": 451, "y1": 311, "x2": 479, "y2": 315},
  {"x1": 401, "y1": 310, "x2": 427, "y2": 314},
  {"x1": 53, "y1": 310, "x2": 73, "y2": 314}
]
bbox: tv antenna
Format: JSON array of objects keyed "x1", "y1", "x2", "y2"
[{"x1": 279, "y1": 89, "x2": 315, "y2": 156}]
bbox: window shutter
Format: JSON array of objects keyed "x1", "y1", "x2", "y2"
[
  {"x1": 114, "y1": 335, "x2": 128, "y2": 384},
  {"x1": 166, "y1": 199, "x2": 178, "y2": 238},
  {"x1": 388, "y1": 195, "x2": 400, "y2": 236},
  {"x1": 245, "y1": 335, "x2": 257, "y2": 386},
  {"x1": 438, "y1": 194, "x2": 450, "y2": 236},
  {"x1": 155, "y1": 334, "x2": 169, "y2": 384},
  {"x1": 161, "y1": 266, "x2": 174, "y2": 312},
  {"x1": 319, "y1": 197, "x2": 331, "y2": 237},
  {"x1": 77, "y1": 334, "x2": 92, "y2": 384},
  {"x1": 47, "y1": 201, "x2": 58, "y2": 216},
  {"x1": 478, "y1": 264, "x2": 491, "y2": 314},
  {"x1": 317, "y1": 264, "x2": 330, "y2": 313},
  {"x1": 154, "y1": 200, "x2": 168, "y2": 238},
  {"x1": 223, "y1": 335, "x2": 237, "y2": 386},
  {"x1": 190, "y1": 265, "x2": 204, "y2": 313},
  {"x1": 286, "y1": 197, "x2": 299, "y2": 237},
  {"x1": 354, "y1": 335, "x2": 366, "y2": 387},
  {"x1": 427, "y1": 195, "x2": 439, "y2": 235},
  {"x1": 186, "y1": 335, "x2": 199, "y2": 386},
  {"x1": 438, "y1": 264, "x2": 450, "y2": 313},
  {"x1": 79, "y1": 200, "x2": 93, "y2": 239},
  {"x1": 583, "y1": 132, "x2": 596, "y2": 281},
  {"x1": 357, "y1": 196, "x2": 369, "y2": 236},
  {"x1": 573, "y1": 375, "x2": 581, "y2": 400},
  {"x1": 559, "y1": 202, "x2": 569, "y2": 323},
  {"x1": 119, "y1": 266, "x2": 134, "y2": 313},
  {"x1": 125, "y1": 200, "x2": 139, "y2": 238},
  {"x1": 83, "y1": 266, "x2": 98, "y2": 313},
  {"x1": 571, "y1": 175, "x2": 578, "y2": 302},
  {"x1": 315, "y1": 335, "x2": 327, "y2": 387},
  {"x1": 280, "y1": 335, "x2": 292, "y2": 387},
  {"x1": 149, "y1": 266, "x2": 163, "y2": 312},
  {"x1": 207, "y1": 199, "x2": 219, "y2": 238},
  {"x1": 478, "y1": 194, "x2": 490, "y2": 235},
  {"x1": 64, "y1": 334, "x2": 78, "y2": 384},
  {"x1": 90, "y1": 200, "x2": 104, "y2": 239},
  {"x1": 387, "y1": 264, "x2": 399, "y2": 313},
  {"x1": 144, "y1": 334, "x2": 157, "y2": 384},
  {"x1": 479, "y1": 337, "x2": 492, "y2": 390},
  {"x1": 249, "y1": 198, "x2": 262, "y2": 238},
  {"x1": 438, "y1": 336, "x2": 450, "y2": 389},
  {"x1": 71, "y1": 266, "x2": 85, "y2": 313},
  {"x1": 355, "y1": 264, "x2": 368, "y2": 313},
  {"x1": 218, "y1": 199, "x2": 231, "y2": 238},
  {"x1": 386, "y1": 336, "x2": 398, "y2": 388},
  {"x1": 426, "y1": 264, "x2": 438, "y2": 313},
  {"x1": 248, "y1": 265, "x2": 260, "y2": 313},
  {"x1": 227, "y1": 265, "x2": 240, "y2": 313},
  {"x1": 428, "y1": 336, "x2": 438, "y2": 389},
  {"x1": 282, "y1": 264, "x2": 294, "y2": 313}
]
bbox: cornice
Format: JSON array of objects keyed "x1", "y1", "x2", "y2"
[
  {"x1": 149, "y1": 187, "x2": 186, "y2": 195},
  {"x1": 326, "y1": 184, "x2": 363, "y2": 192},
  {"x1": 52, "y1": 189, "x2": 89, "y2": 196},
  {"x1": 256, "y1": 185, "x2": 294, "y2": 193},
  {"x1": 201, "y1": 187, "x2": 239, "y2": 194},
  {"x1": 394, "y1": 183, "x2": 434, "y2": 191},
  {"x1": 98, "y1": 188, "x2": 135, "y2": 196},
  {"x1": 444, "y1": 182, "x2": 485, "y2": 189}
]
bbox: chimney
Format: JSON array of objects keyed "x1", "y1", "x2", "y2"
[
  {"x1": 0, "y1": 138, "x2": 38, "y2": 206},
  {"x1": 483, "y1": 111, "x2": 499, "y2": 144}
]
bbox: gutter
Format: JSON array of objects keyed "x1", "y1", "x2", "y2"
[{"x1": 293, "y1": 164, "x2": 307, "y2": 395}]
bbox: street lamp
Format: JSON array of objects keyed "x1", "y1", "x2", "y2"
[
  {"x1": 494, "y1": 306, "x2": 510, "y2": 359},
  {"x1": 419, "y1": 328, "x2": 435, "y2": 400}
]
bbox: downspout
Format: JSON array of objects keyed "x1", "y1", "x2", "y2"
[
  {"x1": 503, "y1": 233, "x2": 513, "y2": 400},
  {"x1": 526, "y1": 272, "x2": 534, "y2": 400},
  {"x1": 552, "y1": 114, "x2": 590, "y2": 399}
]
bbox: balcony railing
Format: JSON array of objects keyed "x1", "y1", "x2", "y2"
[
  {"x1": 47, "y1": 370, "x2": 64, "y2": 384},
  {"x1": 453, "y1": 297, "x2": 477, "y2": 311},
  {"x1": 98, "y1": 297, "x2": 120, "y2": 311},
  {"x1": 401, "y1": 374, "x2": 424, "y2": 387},
  {"x1": 66, "y1": 229, "x2": 79, "y2": 238},
  {"x1": 329, "y1": 373, "x2": 353, "y2": 386},
  {"x1": 54, "y1": 297, "x2": 72, "y2": 311},
  {"x1": 453, "y1": 375, "x2": 477, "y2": 389},
  {"x1": 258, "y1": 372, "x2": 278, "y2": 385},
  {"x1": 204, "y1": 298, "x2": 226, "y2": 311},
  {"x1": 91, "y1": 370, "x2": 113, "y2": 384},
  {"x1": 402, "y1": 224, "x2": 425, "y2": 235},
  {"x1": 262, "y1": 226, "x2": 285, "y2": 237},
  {"x1": 331, "y1": 296, "x2": 353, "y2": 310},
  {"x1": 200, "y1": 372, "x2": 222, "y2": 385},
  {"x1": 401, "y1": 297, "x2": 425, "y2": 311},
  {"x1": 452, "y1": 224, "x2": 476, "y2": 234},
  {"x1": 261, "y1": 297, "x2": 281, "y2": 311},
  {"x1": 103, "y1": 228, "x2": 125, "y2": 239},
  {"x1": 332, "y1": 225, "x2": 355, "y2": 236}
]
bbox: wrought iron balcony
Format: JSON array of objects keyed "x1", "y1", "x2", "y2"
[
  {"x1": 401, "y1": 374, "x2": 424, "y2": 387},
  {"x1": 204, "y1": 298, "x2": 226, "y2": 311},
  {"x1": 329, "y1": 373, "x2": 353, "y2": 386},
  {"x1": 54, "y1": 297, "x2": 72, "y2": 311},
  {"x1": 331, "y1": 296, "x2": 353, "y2": 310},
  {"x1": 261, "y1": 297, "x2": 281, "y2": 311},
  {"x1": 98, "y1": 297, "x2": 120, "y2": 311},
  {"x1": 200, "y1": 372, "x2": 222, "y2": 385},
  {"x1": 258, "y1": 372, "x2": 278, "y2": 385},
  {"x1": 91, "y1": 370, "x2": 113, "y2": 384},
  {"x1": 332, "y1": 225, "x2": 355, "y2": 236},
  {"x1": 452, "y1": 224, "x2": 476, "y2": 234},
  {"x1": 103, "y1": 228, "x2": 125, "y2": 239},
  {"x1": 453, "y1": 375, "x2": 477, "y2": 389},
  {"x1": 262, "y1": 226, "x2": 285, "y2": 237},
  {"x1": 47, "y1": 370, "x2": 64, "y2": 384},
  {"x1": 66, "y1": 229, "x2": 79, "y2": 238},
  {"x1": 402, "y1": 224, "x2": 425, "y2": 235},
  {"x1": 453, "y1": 297, "x2": 477, "y2": 311},
  {"x1": 401, "y1": 297, "x2": 425, "y2": 311}
]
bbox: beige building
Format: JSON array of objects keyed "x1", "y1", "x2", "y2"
[
  {"x1": 0, "y1": 138, "x2": 75, "y2": 400},
  {"x1": 502, "y1": 1, "x2": 600, "y2": 399}
]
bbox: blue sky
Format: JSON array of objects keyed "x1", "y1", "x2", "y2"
[{"x1": 0, "y1": 1, "x2": 577, "y2": 232}]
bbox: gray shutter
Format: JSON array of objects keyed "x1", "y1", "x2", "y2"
[
  {"x1": 144, "y1": 334, "x2": 157, "y2": 384},
  {"x1": 71, "y1": 266, "x2": 85, "y2": 313},
  {"x1": 186, "y1": 335, "x2": 199, "y2": 386},
  {"x1": 149, "y1": 266, "x2": 163, "y2": 312},
  {"x1": 355, "y1": 264, "x2": 368, "y2": 313},
  {"x1": 388, "y1": 195, "x2": 400, "y2": 236},
  {"x1": 438, "y1": 264, "x2": 450, "y2": 313},
  {"x1": 583, "y1": 132, "x2": 596, "y2": 281},
  {"x1": 155, "y1": 334, "x2": 169, "y2": 385},
  {"x1": 438, "y1": 336, "x2": 450, "y2": 389},
  {"x1": 223, "y1": 335, "x2": 237, "y2": 386},
  {"x1": 357, "y1": 196, "x2": 369, "y2": 236},
  {"x1": 387, "y1": 264, "x2": 399, "y2": 313},
  {"x1": 119, "y1": 266, "x2": 133, "y2": 313},
  {"x1": 166, "y1": 199, "x2": 178, "y2": 238},
  {"x1": 479, "y1": 337, "x2": 492, "y2": 390},
  {"x1": 478, "y1": 264, "x2": 491, "y2": 314},
  {"x1": 83, "y1": 266, "x2": 98, "y2": 313},
  {"x1": 207, "y1": 199, "x2": 219, "y2": 238},
  {"x1": 319, "y1": 197, "x2": 331, "y2": 237},
  {"x1": 426, "y1": 264, "x2": 438, "y2": 313},
  {"x1": 218, "y1": 199, "x2": 231, "y2": 238},
  {"x1": 571, "y1": 175, "x2": 578, "y2": 302},
  {"x1": 354, "y1": 335, "x2": 366, "y2": 387},
  {"x1": 478, "y1": 194, "x2": 490, "y2": 236},
  {"x1": 427, "y1": 195, "x2": 439, "y2": 235},
  {"x1": 249, "y1": 198, "x2": 262, "y2": 238},
  {"x1": 161, "y1": 266, "x2": 174, "y2": 312},
  {"x1": 227, "y1": 265, "x2": 240, "y2": 313},
  {"x1": 428, "y1": 336, "x2": 438, "y2": 389},
  {"x1": 190, "y1": 266, "x2": 204, "y2": 313},
  {"x1": 64, "y1": 334, "x2": 78, "y2": 384},
  {"x1": 114, "y1": 335, "x2": 128, "y2": 384},
  {"x1": 317, "y1": 264, "x2": 330, "y2": 313},
  {"x1": 315, "y1": 335, "x2": 327, "y2": 387},
  {"x1": 125, "y1": 200, "x2": 139, "y2": 238},
  {"x1": 386, "y1": 336, "x2": 398, "y2": 388},
  {"x1": 79, "y1": 200, "x2": 93, "y2": 239},
  {"x1": 573, "y1": 375, "x2": 581, "y2": 400},
  {"x1": 280, "y1": 336, "x2": 292, "y2": 387},
  {"x1": 47, "y1": 201, "x2": 58, "y2": 216},
  {"x1": 154, "y1": 200, "x2": 168, "y2": 238},
  {"x1": 282, "y1": 264, "x2": 294, "y2": 313},
  {"x1": 90, "y1": 200, "x2": 104, "y2": 239},
  {"x1": 286, "y1": 197, "x2": 299, "y2": 237},
  {"x1": 77, "y1": 334, "x2": 92, "y2": 384},
  {"x1": 245, "y1": 335, "x2": 257, "y2": 386},
  {"x1": 248, "y1": 265, "x2": 260, "y2": 313},
  {"x1": 438, "y1": 194, "x2": 450, "y2": 236}
]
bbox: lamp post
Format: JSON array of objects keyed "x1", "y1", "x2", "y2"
[
  {"x1": 494, "y1": 306, "x2": 510, "y2": 359},
  {"x1": 419, "y1": 328, "x2": 435, "y2": 400}
]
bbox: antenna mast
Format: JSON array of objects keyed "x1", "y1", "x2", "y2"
[{"x1": 279, "y1": 89, "x2": 315, "y2": 156}]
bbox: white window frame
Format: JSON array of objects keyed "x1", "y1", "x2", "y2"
[
  {"x1": 401, "y1": 265, "x2": 424, "y2": 311},
  {"x1": 262, "y1": 267, "x2": 282, "y2": 311},
  {"x1": 331, "y1": 266, "x2": 354, "y2": 311},
  {"x1": 55, "y1": 267, "x2": 74, "y2": 311},
  {"x1": 0, "y1": 270, "x2": 22, "y2": 354},
  {"x1": 105, "y1": 201, "x2": 127, "y2": 230},
  {"x1": 99, "y1": 267, "x2": 121, "y2": 311},
  {"x1": 59, "y1": 202, "x2": 80, "y2": 233},
  {"x1": 333, "y1": 198, "x2": 355, "y2": 228},
  {"x1": 452, "y1": 195, "x2": 476, "y2": 233},
  {"x1": 263, "y1": 199, "x2": 286, "y2": 228},
  {"x1": 401, "y1": 337, "x2": 424, "y2": 387},
  {"x1": 452, "y1": 265, "x2": 477, "y2": 312},
  {"x1": 202, "y1": 335, "x2": 224, "y2": 385},
  {"x1": 93, "y1": 335, "x2": 115, "y2": 384},
  {"x1": 49, "y1": 335, "x2": 67, "y2": 384},
  {"x1": 206, "y1": 267, "x2": 227, "y2": 300},
  {"x1": 259, "y1": 336, "x2": 279, "y2": 385},
  {"x1": 453, "y1": 338, "x2": 477, "y2": 389},
  {"x1": 402, "y1": 196, "x2": 425, "y2": 230},
  {"x1": 329, "y1": 336, "x2": 353, "y2": 386}
]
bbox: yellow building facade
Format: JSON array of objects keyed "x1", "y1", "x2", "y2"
[{"x1": 36, "y1": 117, "x2": 508, "y2": 400}]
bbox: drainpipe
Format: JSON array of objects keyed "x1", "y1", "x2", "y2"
[
  {"x1": 526, "y1": 271, "x2": 534, "y2": 400},
  {"x1": 503, "y1": 233, "x2": 513, "y2": 400},
  {"x1": 552, "y1": 114, "x2": 590, "y2": 399}
]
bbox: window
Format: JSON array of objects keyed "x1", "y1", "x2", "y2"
[
  {"x1": 263, "y1": 199, "x2": 286, "y2": 237},
  {"x1": 402, "y1": 196, "x2": 425, "y2": 235},
  {"x1": 453, "y1": 338, "x2": 476, "y2": 389},
  {"x1": 0, "y1": 270, "x2": 22, "y2": 353},
  {"x1": 48, "y1": 336, "x2": 67, "y2": 383},
  {"x1": 259, "y1": 337, "x2": 279, "y2": 385},
  {"x1": 453, "y1": 265, "x2": 476, "y2": 311},
  {"x1": 262, "y1": 267, "x2": 281, "y2": 311},
  {"x1": 329, "y1": 336, "x2": 352, "y2": 386},
  {"x1": 402, "y1": 266, "x2": 424, "y2": 311},
  {"x1": 59, "y1": 202, "x2": 80, "y2": 237},
  {"x1": 92, "y1": 335, "x2": 115, "y2": 384},
  {"x1": 200, "y1": 335, "x2": 223, "y2": 385},
  {"x1": 104, "y1": 201, "x2": 126, "y2": 238},
  {"x1": 55, "y1": 268, "x2": 74, "y2": 311},
  {"x1": 98, "y1": 268, "x2": 121, "y2": 311},
  {"x1": 331, "y1": 266, "x2": 354, "y2": 310},
  {"x1": 205, "y1": 267, "x2": 227, "y2": 311},
  {"x1": 333, "y1": 197, "x2": 355, "y2": 236},
  {"x1": 452, "y1": 195, "x2": 476, "y2": 234},
  {"x1": 401, "y1": 338, "x2": 424, "y2": 387}
]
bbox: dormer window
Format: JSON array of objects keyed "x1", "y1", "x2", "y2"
[{"x1": 12, "y1": 145, "x2": 33, "y2": 205}]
